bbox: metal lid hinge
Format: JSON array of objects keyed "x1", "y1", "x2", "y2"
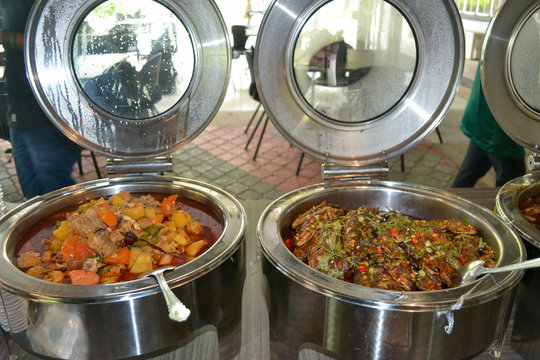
[
  {"x1": 106, "y1": 156, "x2": 173, "y2": 175},
  {"x1": 527, "y1": 153, "x2": 540, "y2": 172},
  {"x1": 322, "y1": 162, "x2": 389, "y2": 182}
]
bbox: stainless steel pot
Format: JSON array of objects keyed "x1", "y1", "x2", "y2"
[
  {"x1": 258, "y1": 181, "x2": 525, "y2": 359},
  {"x1": 496, "y1": 173, "x2": 540, "y2": 246},
  {"x1": 0, "y1": 175, "x2": 246, "y2": 359}
]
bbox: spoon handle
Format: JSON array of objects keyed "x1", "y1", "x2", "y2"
[
  {"x1": 152, "y1": 271, "x2": 191, "y2": 322},
  {"x1": 484, "y1": 257, "x2": 540, "y2": 274}
]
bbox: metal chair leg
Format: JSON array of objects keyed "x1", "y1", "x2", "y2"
[
  {"x1": 296, "y1": 152, "x2": 305, "y2": 176},
  {"x1": 245, "y1": 110, "x2": 266, "y2": 149},
  {"x1": 436, "y1": 127, "x2": 443, "y2": 144},
  {"x1": 90, "y1": 152, "x2": 102, "y2": 179},
  {"x1": 253, "y1": 116, "x2": 269, "y2": 161},
  {"x1": 244, "y1": 103, "x2": 261, "y2": 134},
  {"x1": 77, "y1": 155, "x2": 84, "y2": 175}
]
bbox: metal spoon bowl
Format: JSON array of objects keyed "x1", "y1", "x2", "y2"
[
  {"x1": 143, "y1": 266, "x2": 191, "y2": 323},
  {"x1": 459, "y1": 257, "x2": 540, "y2": 286}
]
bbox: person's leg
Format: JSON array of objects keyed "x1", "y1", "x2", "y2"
[
  {"x1": 451, "y1": 141, "x2": 492, "y2": 187},
  {"x1": 489, "y1": 154, "x2": 526, "y2": 186},
  {"x1": 9, "y1": 127, "x2": 41, "y2": 199},
  {"x1": 11, "y1": 126, "x2": 80, "y2": 198}
]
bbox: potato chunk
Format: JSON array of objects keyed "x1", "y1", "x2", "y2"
[{"x1": 129, "y1": 247, "x2": 153, "y2": 274}]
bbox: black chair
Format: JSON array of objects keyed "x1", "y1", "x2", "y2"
[
  {"x1": 243, "y1": 47, "x2": 267, "y2": 160},
  {"x1": 243, "y1": 47, "x2": 305, "y2": 176},
  {"x1": 231, "y1": 25, "x2": 248, "y2": 53}
]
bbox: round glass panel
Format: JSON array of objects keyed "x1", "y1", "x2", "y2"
[
  {"x1": 293, "y1": 0, "x2": 417, "y2": 123},
  {"x1": 510, "y1": 9, "x2": 540, "y2": 115},
  {"x1": 72, "y1": 0, "x2": 194, "y2": 120}
]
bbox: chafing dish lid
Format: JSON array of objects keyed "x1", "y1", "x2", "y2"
[
  {"x1": 482, "y1": 0, "x2": 540, "y2": 153},
  {"x1": 254, "y1": 0, "x2": 464, "y2": 166},
  {"x1": 25, "y1": 0, "x2": 230, "y2": 159}
]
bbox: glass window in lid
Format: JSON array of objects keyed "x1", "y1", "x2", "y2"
[
  {"x1": 510, "y1": 8, "x2": 540, "y2": 116},
  {"x1": 293, "y1": 0, "x2": 417, "y2": 123},
  {"x1": 72, "y1": 0, "x2": 194, "y2": 120}
]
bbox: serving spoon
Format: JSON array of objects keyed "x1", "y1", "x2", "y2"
[
  {"x1": 459, "y1": 257, "x2": 540, "y2": 286},
  {"x1": 143, "y1": 266, "x2": 191, "y2": 323}
]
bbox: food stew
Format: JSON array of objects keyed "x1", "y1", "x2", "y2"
[
  {"x1": 519, "y1": 195, "x2": 540, "y2": 230},
  {"x1": 16, "y1": 191, "x2": 222, "y2": 285},
  {"x1": 286, "y1": 201, "x2": 496, "y2": 291}
]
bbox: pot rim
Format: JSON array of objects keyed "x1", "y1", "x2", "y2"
[
  {"x1": 258, "y1": 180, "x2": 525, "y2": 310},
  {"x1": 0, "y1": 175, "x2": 246, "y2": 303}
]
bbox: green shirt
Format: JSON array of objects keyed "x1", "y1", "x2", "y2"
[{"x1": 460, "y1": 63, "x2": 525, "y2": 160}]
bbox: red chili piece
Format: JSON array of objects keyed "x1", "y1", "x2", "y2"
[{"x1": 358, "y1": 265, "x2": 366, "y2": 272}]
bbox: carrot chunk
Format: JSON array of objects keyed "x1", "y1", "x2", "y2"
[
  {"x1": 61, "y1": 238, "x2": 76, "y2": 260},
  {"x1": 104, "y1": 246, "x2": 131, "y2": 265},
  {"x1": 69, "y1": 270, "x2": 100, "y2": 285},
  {"x1": 98, "y1": 209, "x2": 118, "y2": 229},
  {"x1": 161, "y1": 195, "x2": 178, "y2": 215},
  {"x1": 75, "y1": 242, "x2": 96, "y2": 259}
]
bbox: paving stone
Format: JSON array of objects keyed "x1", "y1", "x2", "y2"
[
  {"x1": 224, "y1": 182, "x2": 250, "y2": 197},
  {"x1": 237, "y1": 189, "x2": 263, "y2": 200},
  {"x1": 265, "y1": 189, "x2": 286, "y2": 200},
  {"x1": 227, "y1": 168, "x2": 249, "y2": 180},
  {"x1": 251, "y1": 182, "x2": 275, "y2": 194},
  {"x1": 238, "y1": 176, "x2": 260, "y2": 187}
]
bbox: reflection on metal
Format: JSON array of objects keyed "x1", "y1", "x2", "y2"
[
  {"x1": 256, "y1": 0, "x2": 464, "y2": 166},
  {"x1": 455, "y1": 0, "x2": 506, "y2": 18},
  {"x1": 293, "y1": 0, "x2": 417, "y2": 123},
  {"x1": 482, "y1": 0, "x2": 540, "y2": 154},
  {"x1": 73, "y1": 0, "x2": 194, "y2": 120},
  {"x1": 508, "y1": 7, "x2": 540, "y2": 116}
]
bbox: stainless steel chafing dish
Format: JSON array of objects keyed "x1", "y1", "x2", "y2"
[
  {"x1": 484, "y1": 1, "x2": 540, "y2": 358},
  {"x1": 0, "y1": 1, "x2": 246, "y2": 359},
  {"x1": 254, "y1": 0, "x2": 526, "y2": 358}
]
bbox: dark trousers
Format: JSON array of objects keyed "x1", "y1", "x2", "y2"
[
  {"x1": 452, "y1": 141, "x2": 525, "y2": 187},
  {"x1": 10, "y1": 125, "x2": 81, "y2": 199}
]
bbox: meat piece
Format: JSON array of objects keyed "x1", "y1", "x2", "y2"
[
  {"x1": 42, "y1": 251, "x2": 53, "y2": 262},
  {"x1": 66, "y1": 257, "x2": 86, "y2": 271},
  {"x1": 117, "y1": 191, "x2": 132, "y2": 203},
  {"x1": 292, "y1": 202, "x2": 347, "y2": 247},
  {"x1": 82, "y1": 258, "x2": 100, "y2": 273},
  {"x1": 370, "y1": 267, "x2": 403, "y2": 291},
  {"x1": 45, "y1": 270, "x2": 66, "y2": 283},
  {"x1": 87, "y1": 233, "x2": 116, "y2": 257},
  {"x1": 187, "y1": 221, "x2": 203, "y2": 235},
  {"x1": 67, "y1": 207, "x2": 107, "y2": 239},
  {"x1": 17, "y1": 251, "x2": 42, "y2": 268},
  {"x1": 109, "y1": 229, "x2": 125, "y2": 244}
]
